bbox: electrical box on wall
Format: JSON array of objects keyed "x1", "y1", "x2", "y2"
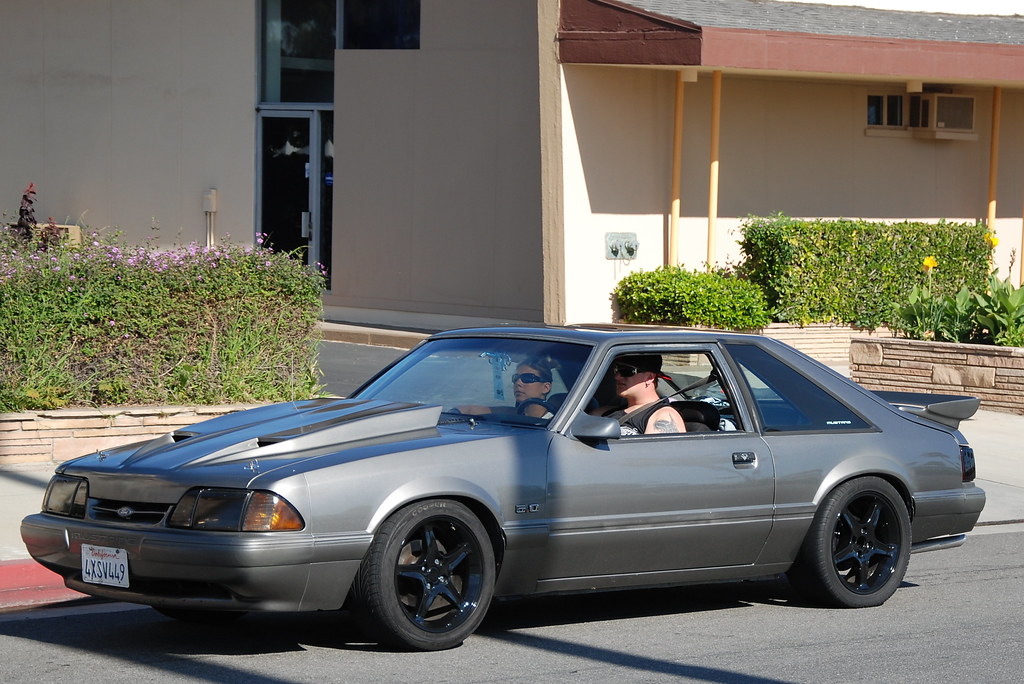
[
  {"x1": 606, "y1": 232, "x2": 638, "y2": 260},
  {"x1": 202, "y1": 189, "x2": 218, "y2": 213}
]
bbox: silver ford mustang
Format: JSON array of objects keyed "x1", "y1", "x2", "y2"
[{"x1": 21, "y1": 327, "x2": 985, "y2": 650}]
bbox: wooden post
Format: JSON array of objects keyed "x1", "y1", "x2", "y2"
[
  {"x1": 669, "y1": 71, "x2": 685, "y2": 266},
  {"x1": 707, "y1": 70, "x2": 722, "y2": 269},
  {"x1": 987, "y1": 86, "x2": 1002, "y2": 230}
]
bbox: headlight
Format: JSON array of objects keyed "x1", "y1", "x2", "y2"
[
  {"x1": 42, "y1": 475, "x2": 88, "y2": 518},
  {"x1": 168, "y1": 488, "x2": 304, "y2": 531}
]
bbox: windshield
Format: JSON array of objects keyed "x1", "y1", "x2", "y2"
[{"x1": 352, "y1": 337, "x2": 593, "y2": 425}]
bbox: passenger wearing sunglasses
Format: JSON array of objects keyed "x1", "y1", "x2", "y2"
[
  {"x1": 590, "y1": 354, "x2": 686, "y2": 435},
  {"x1": 510, "y1": 360, "x2": 555, "y2": 417},
  {"x1": 457, "y1": 358, "x2": 555, "y2": 418}
]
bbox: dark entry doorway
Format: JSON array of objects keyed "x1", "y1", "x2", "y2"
[{"x1": 258, "y1": 111, "x2": 333, "y2": 287}]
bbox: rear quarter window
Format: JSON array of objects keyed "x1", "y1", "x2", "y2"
[{"x1": 725, "y1": 343, "x2": 869, "y2": 433}]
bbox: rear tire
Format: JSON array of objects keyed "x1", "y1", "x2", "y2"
[
  {"x1": 787, "y1": 477, "x2": 911, "y2": 608},
  {"x1": 352, "y1": 499, "x2": 495, "y2": 651}
]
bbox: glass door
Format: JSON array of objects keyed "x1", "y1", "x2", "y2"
[{"x1": 258, "y1": 110, "x2": 332, "y2": 288}]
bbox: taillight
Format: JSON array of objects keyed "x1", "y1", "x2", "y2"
[{"x1": 960, "y1": 444, "x2": 976, "y2": 482}]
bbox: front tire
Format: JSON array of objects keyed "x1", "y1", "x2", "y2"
[
  {"x1": 788, "y1": 477, "x2": 911, "y2": 608},
  {"x1": 353, "y1": 499, "x2": 495, "y2": 651}
]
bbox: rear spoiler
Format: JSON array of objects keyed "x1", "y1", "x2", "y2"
[{"x1": 872, "y1": 390, "x2": 980, "y2": 429}]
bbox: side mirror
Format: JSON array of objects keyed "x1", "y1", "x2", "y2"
[{"x1": 568, "y1": 413, "x2": 620, "y2": 441}]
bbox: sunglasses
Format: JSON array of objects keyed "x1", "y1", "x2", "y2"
[
  {"x1": 612, "y1": 363, "x2": 644, "y2": 378},
  {"x1": 512, "y1": 373, "x2": 549, "y2": 384}
]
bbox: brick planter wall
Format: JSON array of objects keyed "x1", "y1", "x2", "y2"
[
  {"x1": 0, "y1": 404, "x2": 256, "y2": 468},
  {"x1": 850, "y1": 338, "x2": 1024, "y2": 415}
]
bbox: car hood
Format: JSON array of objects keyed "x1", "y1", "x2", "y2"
[{"x1": 61, "y1": 398, "x2": 446, "y2": 485}]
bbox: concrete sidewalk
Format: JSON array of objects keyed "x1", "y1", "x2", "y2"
[{"x1": 1, "y1": 323, "x2": 1022, "y2": 610}]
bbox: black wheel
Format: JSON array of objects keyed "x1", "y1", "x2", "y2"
[
  {"x1": 153, "y1": 607, "x2": 247, "y2": 624},
  {"x1": 353, "y1": 499, "x2": 495, "y2": 651},
  {"x1": 787, "y1": 477, "x2": 911, "y2": 608},
  {"x1": 516, "y1": 398, "x2": 553, "y2": 416}
]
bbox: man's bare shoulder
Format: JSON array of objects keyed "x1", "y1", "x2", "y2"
[{"x1": 647, "y1": 405, "x2": 686, "y2": 434}]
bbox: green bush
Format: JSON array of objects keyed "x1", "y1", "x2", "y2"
[
  {"x1": 0, "y1": 229, "x2": 324, "y2": 411},
  {"x1": 738, "y1": 214, "x2": 993, "y2": 328},
  {"x1": 614, "y1": 266, "x2": 771, "y2": 330}
]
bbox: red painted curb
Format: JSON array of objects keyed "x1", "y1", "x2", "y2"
[{"x1": 0, "y1": 559, "x2": 86, "y2": 609}]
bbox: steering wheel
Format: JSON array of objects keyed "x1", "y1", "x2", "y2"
[{"x1": 516, "y1": 398, "x2": 553, "y2": 416}]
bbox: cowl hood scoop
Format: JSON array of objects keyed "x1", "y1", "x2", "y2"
[{"x1": 94, "y1": 399, "x2": 442, "y2": 471}]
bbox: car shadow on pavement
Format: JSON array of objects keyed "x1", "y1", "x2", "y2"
[
  {"x1": 480, "y1": 575, "x2": 802, "y2": 633},
  {"x1": 0, "y1": 573, "x2": 877, "y2": 682}
]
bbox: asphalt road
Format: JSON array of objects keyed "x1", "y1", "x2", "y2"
[
  {"x1": 0, "y1": 525, "x2": 1020, "y2": 682},
  {"x1": 316, "y1": 340, "x2": 406, "y2": 397}
]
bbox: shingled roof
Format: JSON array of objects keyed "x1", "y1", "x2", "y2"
[
  {"x1": 622, "y1": 0, "x2": 1024, "y2": 46},
  {"x1": 559, "y1": 0, "x2": 1024, "y2": 84}
]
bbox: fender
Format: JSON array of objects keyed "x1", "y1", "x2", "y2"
[{"x1": 367, "y1": 476, "x2": 507, "y2": 534}]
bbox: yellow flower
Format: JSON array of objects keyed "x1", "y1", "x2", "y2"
[
  {"x1": 985, "y1": 232, "x2": 999, "y2": 248},
  {"x1": 922, "y1": 256, "x2": 938, "y2": 272}
]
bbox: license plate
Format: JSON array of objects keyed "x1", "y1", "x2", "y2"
[{"x1": 81, "y1": 544, "x2": 129, "y2": 588}]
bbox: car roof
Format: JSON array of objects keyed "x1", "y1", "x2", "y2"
[{"x1": 429, "y1": 324, "x2": 769, "y2": 348}]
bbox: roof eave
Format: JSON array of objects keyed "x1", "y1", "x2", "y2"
[
  {"x1": 559, "y1": 0, "x2": 702, "y2": 66},
  {"x1": 701, "y1": 26, "x2": 1024, "y2": 86}
]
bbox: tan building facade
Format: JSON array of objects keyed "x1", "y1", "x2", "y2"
[
  {"x1": 3, "y1": 1, "x2": 1023, "y2": 329},
  {"x1": 0, "y1": 1, "x2": 258, "y2": 247}
]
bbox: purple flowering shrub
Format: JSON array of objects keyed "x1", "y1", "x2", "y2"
[{"x1": 0, "y1": 229, "x2": 324, "y2": 410}]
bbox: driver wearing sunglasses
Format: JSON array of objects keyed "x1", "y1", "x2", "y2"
[{"x1": 590, "y1": 354, "x2": 686, "y2": 435}]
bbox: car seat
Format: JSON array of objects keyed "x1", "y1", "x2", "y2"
[{"x1": 668, "y1": 400, "x2": 720, "y2": 432}]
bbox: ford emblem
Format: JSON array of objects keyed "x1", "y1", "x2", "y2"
[{"x1": 116, "y1": 506, "x2": 134, "y2": 519}]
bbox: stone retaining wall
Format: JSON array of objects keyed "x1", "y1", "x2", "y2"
[
  {"x1": 0, "y1": 405, "x2": 254, "y2": 468},
  {"x1": 759, "y1": 323, "x2": 890, "y2": 366},
  {"x1": 850, "y1": 338, "x2": 1024, "y2": 415}
]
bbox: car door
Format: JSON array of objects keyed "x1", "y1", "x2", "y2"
[{"x1": 538, "y1": 345, "x2": 775, "y2": 583}]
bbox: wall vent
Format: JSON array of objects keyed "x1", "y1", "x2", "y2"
[{"x1": 908, "y1": 94, "x2": 977, "y2": 140}]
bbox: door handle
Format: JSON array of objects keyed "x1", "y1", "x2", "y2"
[
  {"x1": 732, "y1": 451, "x2": 757, "y2": 468},
  {"x1": 300, "y1": 211, "x2": 311, "y2": 239}
]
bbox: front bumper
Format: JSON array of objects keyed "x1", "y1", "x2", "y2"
[{"x1": 20, "y1": 513, "x2": 371, "y2": 612}]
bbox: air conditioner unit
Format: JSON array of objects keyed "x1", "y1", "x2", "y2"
[{"x1": 908, "y1": 93, "x2": 977, "y2": 140}]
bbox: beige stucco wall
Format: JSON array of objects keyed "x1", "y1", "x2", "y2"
[
  {"x1": 328, "y1": 0, "x2": 546, "y2": 324},
  {"x1": 0, "y1": 0, "x2": 257, "y2": 245},
  {"x1": 561, "y1": 65, "x2": 1024, "y2": 323}
]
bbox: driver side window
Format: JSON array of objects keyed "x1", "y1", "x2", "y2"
[{"x1": 589, "y1": 349, "x2": 741, "y2": 436}]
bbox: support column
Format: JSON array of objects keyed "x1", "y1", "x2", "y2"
[
  {"x1": 669, "y1": 71, "x2": 686, "y2": 266},
  {"x1": 706, "y1": 70, "x2": 722, "y2": 268},
  {"x1": 987, "y1": 86, "x2": 1002, "y2": 230}
]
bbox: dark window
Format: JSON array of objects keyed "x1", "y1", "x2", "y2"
[
  {"x1": 867, "y1": 95, "x2": 883, "y2": 126},
  {"x1": 343, "y1": 0, "x2": 420, "y2": 49},
  {"x1": 725, "y1": 344, "x2": 869, "y2": 433},
  {"x1": 867, "y1": 94, "x2": 903, "y2": 127},
  {"x1": 886, "y1": 95, "x2": 903, "y2": 126},
  {"x1": 261, "y1": 0, "x2": 336, "y2": 103}
]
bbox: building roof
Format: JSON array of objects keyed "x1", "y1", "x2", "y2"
[
  {"x1": 622, "y1": 0, "x2": 1024, "y2": 46},
  {"x1": 559, "y1": 0, "x2": 1024, "y2": 85}
]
